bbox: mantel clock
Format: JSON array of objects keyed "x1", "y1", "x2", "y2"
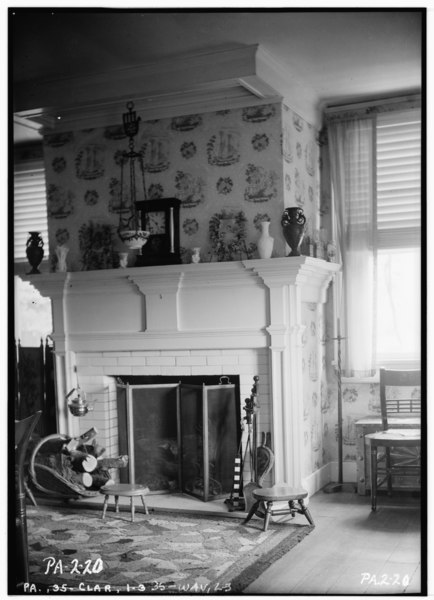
[{"x1": 135, "y1": 198, "x2": 181, "y2": 266}]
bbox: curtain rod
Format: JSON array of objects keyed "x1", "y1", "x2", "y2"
[{"x1": 324, "y1": 94, "x2": 421, "y2": 114}]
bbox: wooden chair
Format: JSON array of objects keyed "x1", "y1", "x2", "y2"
[
  {"x1": 15, "y1": 411, "x2": 42, "y2": 591},
  {"x1": 365, "y1": 368, "x2": 421, "y2": 511}
]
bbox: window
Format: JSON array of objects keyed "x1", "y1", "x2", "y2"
[
  {"x1": 327, "y1": 101, "x2": 421, "y2": 375},
  {"x1": 375, "y1": 109, "x2": 421, "y2": 366},
  {"x1": 14, "y1": 156, "x2": 48, "y2": 262},
  {"x1": 13, "y1": 148, "x2": 52, "y2": 346}
]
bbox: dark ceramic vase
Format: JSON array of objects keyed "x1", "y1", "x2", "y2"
[
  {"x1": 281, "y1": 207, "x2": 306, "y2": 256},
  {"x1": 26, "y1": 231, "x2": 44, "y2": 274}
]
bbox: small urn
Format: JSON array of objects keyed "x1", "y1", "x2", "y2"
[
  {"x1": 118, "y1": 252, "x2": 129, "y2": 268},
  {"x1": 281, "y1": 207, "x2": 306, "y2": 257},
  {"x1": 26, "y1": 231, "x2": 44, "y2": 274},
  {"x1": 191, "y1": 247, "x2": 201, "y2": 264},
  {"x1": 257, "y1": 220, "x2": 274, "y2": 259},
  {"x1": 55, "y1": 245, "x2": 69, "y2": 272}
]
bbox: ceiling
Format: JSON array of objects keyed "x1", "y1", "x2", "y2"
[{"x1": 11, "y1": 8, "x2": 423, "y2": 142}]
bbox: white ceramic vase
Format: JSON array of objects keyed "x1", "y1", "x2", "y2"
[
  {"x1": 55, "y1": 245, "x2": 69, "y2": 272},
  {"x1": 118, "y1": 252, "x2": 129, "y2": 268},
  {"x1": 191, "y1": 247, "x2": 201, "y2": 263},
  {"x1": 257, "y1": 221, "x2": 274, "y2": 259}
]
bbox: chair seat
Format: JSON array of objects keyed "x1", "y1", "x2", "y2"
[{"x1": 365, "y1": 429, "x2": 420, "y2": 446}]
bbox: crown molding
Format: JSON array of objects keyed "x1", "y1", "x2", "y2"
[
  {"x1": 17, "y1": 86, "x2": 282, "y2": 135},
  {"x1": 13, "y1": 44, "x2": 320, "y2": 136}
]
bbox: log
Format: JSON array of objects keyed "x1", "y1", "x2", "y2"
[
  {"x1": 97, "y1": 455, "x2": 129, "y2": 469},
  {"x1": 92, "y1": 442, "x2": 106, "y2": 458},
  {"x1": 71, "y1": 454, "x2": 98, "y2": 473},
  {"x1": 65, "y1": 427, "x2": 98, "y2": 453},
  {"x1": 89, "y1": 471, "x2": 111, "y2": 489},
  {"x1": 68, "y1": 449, "x2": 92, "y2": 460},
  {"x1": 81, "y1": 472, "x2": 94, "y2": 488}
]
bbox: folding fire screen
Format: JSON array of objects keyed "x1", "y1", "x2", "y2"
[{"x1": 116, "y1": 379, "x2": 240, "y2": 501}]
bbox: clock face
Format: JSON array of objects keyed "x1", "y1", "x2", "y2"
[{"x1": 145, "y1": 211, "x2": 166, "y2": 235}]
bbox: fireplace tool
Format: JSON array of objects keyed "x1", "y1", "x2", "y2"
[
  {"x1": 225, "y1": 376, "x2": 274, "y2": 512},
  {"x1": 225, "y1": 376, "x2": 259, "y2": 511}
]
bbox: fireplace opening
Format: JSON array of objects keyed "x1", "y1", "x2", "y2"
[{"x1": 116, "y1": 375, "x2": 241, "y2": 501}]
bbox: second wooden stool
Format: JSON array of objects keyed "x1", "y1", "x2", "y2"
[{"x1": 242, "y1": 485, "x2": 314, "y2": 531}]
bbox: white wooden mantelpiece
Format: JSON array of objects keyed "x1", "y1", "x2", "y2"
[{"x1": 20, "y1": 257, "x2": 339, "y2": 487}]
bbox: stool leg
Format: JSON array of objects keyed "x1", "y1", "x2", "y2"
[
  {"x1": 140, "y1": 495, "x2": 149, "y2": 515},
  {"x1": 298, "y1": 499, "x2": 314, "y2": 526},
  {"x1": 242, "y1": 500, "x2": 261, "y2": 525},
  {"x1": 289, "y1": 500, "x2": 296, "y2": 517},
  {"x1": 102, "y1": 495, "x2": 109, "y2": 520},
  {"x1": 114, "y1": 495, "x2": 119, "y2": 514},
  {"x1": 130, "y1": 497, "x2": 135, "y2": 522},
  {"x1": 263, "y1": 501, "x2": 273, "y2": 532}
]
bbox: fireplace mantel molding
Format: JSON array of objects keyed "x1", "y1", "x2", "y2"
[
  {"x1": 20, "y1": 257, "x2": 339, "y2": 355},
  {"x1": 21, "y1": 257, "x2": 339, "y2": 488}
]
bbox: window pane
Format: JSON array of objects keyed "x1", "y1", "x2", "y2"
[{"x1": 376, "y1": 248, "x2": 420, "y2": 361}]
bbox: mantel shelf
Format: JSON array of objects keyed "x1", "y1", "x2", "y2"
[{"x1": 17, "y1": 256, "x2": 340, "y2": 288}]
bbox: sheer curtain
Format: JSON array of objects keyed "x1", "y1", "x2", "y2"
[{"x1": 327, "y1": 117, "x2": 376, "y2": 377}]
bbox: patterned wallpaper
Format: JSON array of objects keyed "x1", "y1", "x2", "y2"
[
  {"x1": 302, "y1": 297, "x2": 386, "y2": 477},
  {"x1": 302, "y1": 301, "x2": 328, "y2": 476},
  {"x1": 41, "y1": 102, "x2": 327, "y2": 271},
  {"x1": 282, "y1": 105, "x2": 320, "y2": 250},
  {"x1": 39, "y1": 99, "x2": 360, "y2": 484}
]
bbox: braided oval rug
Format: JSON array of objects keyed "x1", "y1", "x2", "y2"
[{"x1": 26, "y1": 505, "x2": 313, "y2": 594}]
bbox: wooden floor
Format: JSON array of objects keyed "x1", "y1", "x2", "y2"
[{"x1": 244, "y1": 489, "x2": 423, "y2": 595}]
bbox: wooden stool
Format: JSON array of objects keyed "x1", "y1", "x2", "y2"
[
  {"x1": 101, "y1": 484, "x2": 150, "y2": 522},
  {"x1": 242, "y1": 485, "x2": 314, "y2": 531}
]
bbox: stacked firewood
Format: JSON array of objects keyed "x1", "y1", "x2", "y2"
[{"x1": 35, "y1": 427, "x2": 128, "y2": 492}]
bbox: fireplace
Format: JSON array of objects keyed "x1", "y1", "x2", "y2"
[
  {"x1": 23, "y1": 257, "x2": 339, "y2": 496},
  {"x1": 116, "y1": 376, "x2": 241, "y2": 500}
]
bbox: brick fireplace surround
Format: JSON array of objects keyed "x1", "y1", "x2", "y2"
[{"x1": 24, "y1": 256, "x2": 338, "y2": 494}]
